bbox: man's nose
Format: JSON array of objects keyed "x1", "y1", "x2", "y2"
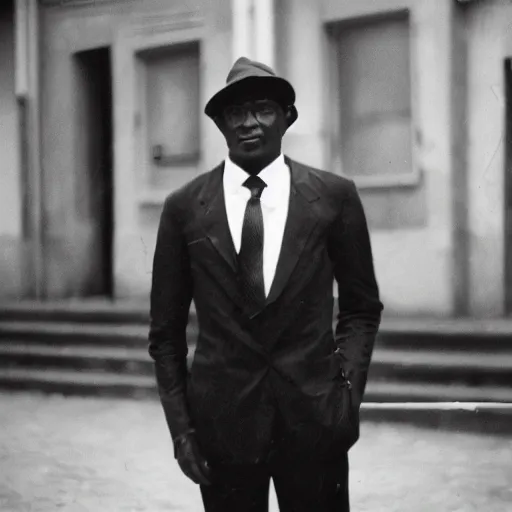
[{"x1": 242, "y1": 110, "x2": 258, "y2": 127}]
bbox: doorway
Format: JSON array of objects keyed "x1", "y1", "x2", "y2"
[
  {"x1": 73, "y1": 47, "x2": 113, "y2": 297},
  {"x1": 505, "y1": 58, "x2": 512, "y2": 313}
]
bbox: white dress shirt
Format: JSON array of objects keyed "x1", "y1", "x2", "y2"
[{"x1": 223, "y1": 154, "x2": 291, "y2": 297}]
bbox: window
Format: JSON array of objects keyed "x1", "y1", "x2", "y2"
[
  {"x1": 331, "y1": 12, "x2": 415, "y2": 186},
  {"x1": 142, "y1": 42, "x2": 200, "y2": 169}
]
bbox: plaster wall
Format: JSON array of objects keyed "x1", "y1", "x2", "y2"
[
  {"x1": 465, "y1": 0, "x2": 512, "y2": 316},
  {"x1": 39, "y1": 0, "x2": 232, "y2": 298},
  {"x1": 276, "y1": 0, "x2": 456, "y2": 316},
  {"x1": 0, "y1": 3, "x2": 23, "y2": 297}
]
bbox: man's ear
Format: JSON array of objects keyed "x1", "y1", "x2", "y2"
[
  {"x1": 213, "y1": 115, "x2": 226, "y2": 133},
  {"x1": 284, "y1": 105, "x2": 298, "y2": 129}
]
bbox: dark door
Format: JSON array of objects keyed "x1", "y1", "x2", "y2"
[
  {"x1": 73, "y1": 48, "x2": 114, "y2": 296},
  {"x1": 505, "y1": 58, "x2": 512, "y2": 313}
]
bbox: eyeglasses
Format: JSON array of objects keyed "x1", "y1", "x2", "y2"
[{"x1": 223, "y1": 100, "x2": 280, "y2": 128}]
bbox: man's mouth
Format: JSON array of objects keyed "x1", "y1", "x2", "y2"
[{"x1": 239, "y1": 135, "x2": 262, "y2": 144}]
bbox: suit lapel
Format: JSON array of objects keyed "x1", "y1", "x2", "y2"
[
  {"x1": 266, "y1": 158, "x2": 321, "y2": 307},
  {"x1": 196, "y1": 158, "x2": 321, "y2": 320},
  {"x1": 197, "y1": 163, "x2": 238, "y2": 275}
]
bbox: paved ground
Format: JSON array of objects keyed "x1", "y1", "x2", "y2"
[{"x1": 1, "y1": 392, "x2": 511, "y2": 512}]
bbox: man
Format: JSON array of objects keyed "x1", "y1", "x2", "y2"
[{"x1": 149, "y1": 57, "x2": 383, "y2": 511}]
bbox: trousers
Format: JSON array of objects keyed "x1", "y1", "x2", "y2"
[{"x1": 200, "y1": 452, "x2": 350, "y2": 512}]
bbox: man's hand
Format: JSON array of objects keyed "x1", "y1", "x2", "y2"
[{"x1": 175, "y1": 433, "x2": 212, "y2": 486}]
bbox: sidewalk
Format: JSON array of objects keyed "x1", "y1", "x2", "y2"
[{"x1": 1, "y1": 392, "x2": 511, "y2": 512}]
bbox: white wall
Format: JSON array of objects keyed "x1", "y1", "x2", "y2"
[
  {"x1": 0, "y1": 4, "x2": 23, "y2": 298},
  {"x1": 38, "y1": 0, "x2": 234, "y2": 298},
  {"x1": 0, "y1": 7, "x2": 20, "y2": 238},
  {"x1": 278, "y1": 0, "x2": 456, "y2": 316},
  {"x1": 373, "y1": 0, "x2": 455, "y2": 316},
  {"x1": 466, "y1": 0, "x2": 512, "y2": 316}
]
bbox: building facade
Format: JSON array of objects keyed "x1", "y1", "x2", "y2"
[{"x1": 0, "y1": 0, "x2": 510, "y2": 318}]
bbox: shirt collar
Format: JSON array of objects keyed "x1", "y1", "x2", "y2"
[{"x1": 223, "y1": 154, "x2": 289, "y2": 208}]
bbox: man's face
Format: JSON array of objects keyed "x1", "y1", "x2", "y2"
[{"x1": 217, "y1": 89, "x2": 289, "y2": 169}]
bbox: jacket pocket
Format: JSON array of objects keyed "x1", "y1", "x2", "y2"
[
  {"x1": 330, "y1": 354, "x2": 359, "y2": 449},
  {"x1": 187, "y1": 236, "x2": 209, "y2": 247}
]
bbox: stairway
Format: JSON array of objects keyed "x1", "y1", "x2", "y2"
[
  {"x1": 367, "y1": 318, "x2": 512, "y2": 403},
  {"x1": 0, "y1": 301, "x2": 177, "y2": 399},
  {"x1": 0, "y1": 302, "x2": 511, "y2": 403}
]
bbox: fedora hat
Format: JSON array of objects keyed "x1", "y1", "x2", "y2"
[{"x1": 204, "y1": 57, "x2": 297, "y2": 126}]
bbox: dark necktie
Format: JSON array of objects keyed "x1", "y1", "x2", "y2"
[{"x1": 238, "y1": 174, "x2": 267, "y2": 315}]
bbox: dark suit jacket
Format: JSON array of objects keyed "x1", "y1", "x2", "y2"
[{"x1": 149, "y1": 157, "x2": 383, "y2": 465}]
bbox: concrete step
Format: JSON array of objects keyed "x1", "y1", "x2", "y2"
[
  {"x1": 376, "y1": 318, "x2": 512, "y2": 351},
  {"x1": 0, "y1": 300, "x2": 150, "y2": 324},
  {"x1": 372, "y1": 348, "x2": 512, "y2": 370},
  {"x1": 0, "y1": 367, "x2": 157, "y2": 399},
  {"x1": 1, "y1": 301, "x2": 511, "y2": 403},
  {"x1": 3, "y1": 301, "x2": 512, "y2": 345},
  {"x1": 0, "y1": 321, "x2": 149, "y2": 346},
  {"x1": 368, "y1": 349, "x2": 512, "y2": 386},
  {"x1": 379, "y1": 317, "x2": 512, "y2": 336},
  {"x1": 0, "y1": 343, "x2": 155, "y2": 375},
  {"x1": 1, "y1": 366, "x2": 509, "y2": 404},
  {"x1": 0, "y1": 321, "x2": 198, "y2": 346},
  {"x1": 364, "y1": 381, "x2": 512, "y2": 403},
  {"x1": 2, "y1": 302, "x2": 512, "y2": 359},
  {"x1": 0, "y1": 342, "x2": 198, "y2": 373},
  {"x1": 1, "y1": 341, "x2": 510, "y2": 387},
  {"x1": 2, "y1": 315, "x2": 512, "y2": 350}
]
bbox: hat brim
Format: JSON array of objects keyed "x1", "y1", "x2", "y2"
[{"x1": 204, "y1": 75, "x2": 296, "y2": 119}]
